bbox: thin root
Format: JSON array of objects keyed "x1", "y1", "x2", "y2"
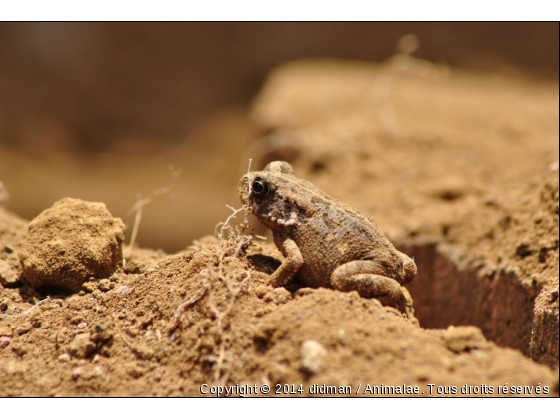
[{"x1": 0, "y1": 297, "x2": 51, "y2": 319}]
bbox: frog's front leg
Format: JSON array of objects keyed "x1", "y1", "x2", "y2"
[
  {"x1": 269, "y1": 230, "x2": 303, "y2": 287},
  {"x1": 331, "y1": 260, "x2": 406, "y2": 310}
]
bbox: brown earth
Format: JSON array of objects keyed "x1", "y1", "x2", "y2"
[{"x1": 0, "y1": 58, "x2": 558, "y2": 397}]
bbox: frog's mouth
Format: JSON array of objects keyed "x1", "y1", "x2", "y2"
[{"x1": 268, "y1": 205, "x2": 298, "y2": 227}]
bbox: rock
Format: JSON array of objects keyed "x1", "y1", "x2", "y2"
[
  {"x1": 90, "y1": 322, "x2": 113, "y2": 345},
  {"x1": 0, "y1": 260, "x2": 19, "y2": 287},
  {"x1": 19, "y1": 198, "x2": 125, "y2": 292},
  {"x1": 57, "y1": 353, "x2": 71, "y2": 362},
  {"x1": 0, "y1": 336, "x2": 11, "y2": 348},
  {"x1": 255, "y1": 285, "x2": 269, "y2": 299},
  {"x1": 81, "y1": 281, "x2": 97, "y2": 293},
  {"x1": 116, "y1": 285, "x2": 130, "y2": 296},
  {"x1": 68, "y1": 333, "x2": 96, "y2": 359},
  {"x1": 301, "y1": 339, "x2": 327, "y2": 375},
  {"x1": 72, "y1": 367, "x2": 84, "y2": 379},
  {"x1": 98, "y1": 279, "x2": 112, "y2": 292}
]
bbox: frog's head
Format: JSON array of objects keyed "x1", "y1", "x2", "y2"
[{"x1": 238, "y1": 161, "x2": 299, "y2": 230}]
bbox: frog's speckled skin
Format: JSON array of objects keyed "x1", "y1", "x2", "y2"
[{"x1": 239, "y1": 161, "x2": 416, "y2": 310}]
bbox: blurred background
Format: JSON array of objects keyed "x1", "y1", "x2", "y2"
[{"x1": 0, "y1": 22, "x2": 558, "y2": 252}]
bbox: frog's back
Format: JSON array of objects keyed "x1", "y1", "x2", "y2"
[{"x1": 285, "y1": 182, "x2": 398, "y2": 286}]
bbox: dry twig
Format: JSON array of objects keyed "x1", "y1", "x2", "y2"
[{"x1": 127, "y1": 166, "x2": 182, "y2": 251}]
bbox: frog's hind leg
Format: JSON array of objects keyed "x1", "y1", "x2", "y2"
[{"x1": 330, "y1": 260, "x2": 405, "y2": 309}]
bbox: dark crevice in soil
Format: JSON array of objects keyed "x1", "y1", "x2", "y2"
[{"x1": 399, "y1": 241, "x2": 558, "y2": 368}]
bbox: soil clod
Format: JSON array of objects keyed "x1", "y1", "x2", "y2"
[{"x1": 19, "y1": 198, "x2": 125, "y2": 292}]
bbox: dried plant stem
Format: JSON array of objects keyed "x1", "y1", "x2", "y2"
[
  {"x1": 173, "y1": 280, "x2": 209, "y2": 323},
  {"x1": 127, "y1": 167, "x2": 182, "y2": 250},
  {"x1": 172, "y1": 159, "x2": 255, "y2": 384},
  {"x1": 373, "y1": 34, "x2": 449, "y2": 139},
  {"x1": 0, "y1": 297, "x2": 51, "y2": 318}
]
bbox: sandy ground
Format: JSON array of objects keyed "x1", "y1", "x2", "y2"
[{"x1": 0, "y1": 58, "x2": 558, "y2": 396}]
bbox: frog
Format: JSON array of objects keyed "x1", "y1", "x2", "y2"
[{"x1": 238, "y1": 161, "x2": 417, "y2": 312}]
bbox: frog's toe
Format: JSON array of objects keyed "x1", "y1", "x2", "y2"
[
  {"x1": 397, "y1": 251, "x2": 417, "y2": 285},
  {"x1": 332, "y1": 272, "x2": 403, "y2": 304}
]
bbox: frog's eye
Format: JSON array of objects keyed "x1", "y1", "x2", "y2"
[{"x1": 252, "y1": 179, "x2": 269, "y2": 198}]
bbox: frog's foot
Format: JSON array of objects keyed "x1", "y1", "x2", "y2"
[
  {"x1": 331, "y1": 261, "x2": 407, "y2": 312},
  {"x1": 332, "y1": 273, "x2": 403, "y2": 305}
]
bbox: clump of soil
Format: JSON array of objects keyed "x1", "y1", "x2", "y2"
[{"x1": 19, "y1": 198, "x2": 125, "y2": 292}]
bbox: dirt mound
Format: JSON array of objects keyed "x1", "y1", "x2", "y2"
[
  {"x1": 19, "y1": 198, "x2": 125, "y2": 292},
  {"x1": 0, "y1": 233, "x2": 556, "y2": 396}
]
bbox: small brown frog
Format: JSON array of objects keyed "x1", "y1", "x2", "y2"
[{"x1": 239, "y1": 161, "x2": 416, "y2": 311}]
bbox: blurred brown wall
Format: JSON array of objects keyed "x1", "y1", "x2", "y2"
[{"x1": 0, "y1": 22, "x2": 558, "y2": 151}]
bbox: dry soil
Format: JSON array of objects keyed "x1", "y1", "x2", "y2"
[{"x1": 0, "y1": 58, "x2": 558, "y2": 396}]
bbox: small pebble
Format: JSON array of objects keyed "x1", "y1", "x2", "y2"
[
  {"x1": 58, "y1": 353, "x2": 71, "y2": 362},
  {"x1": 255, "y1": 285, "x2": 269, "y2": 299},
  {"x1": 98, "y1": 279, "x2": 112, "y2": 292},
  {"x1": 301, "y1": 339, "x2": 327, "y2": 375},
  {"x1": 72, "y1": 367, "x2": 84, "y2": 379},
  {"x1": 116, "y1": 286, "x2": 130, "y2": 296},
  {"x1": 0, "y1": 336, "x2": 11, "y2": 348},
  {"x1": 91, "y1": 366, "x2": 104, "y2": 378},
  {"x1": 82, "y1": 282, "x2": 97, "y2": 293}
]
